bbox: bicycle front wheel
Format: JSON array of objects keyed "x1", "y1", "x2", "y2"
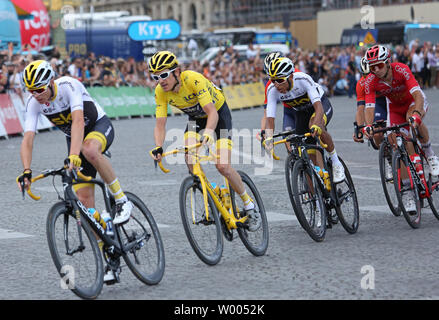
[
  {"x1": 119, "y1": 192, "x2": 165, "y2": 285},
  {"x1": 392, "y1": 151, "x2": 422, "y2": 228},
  {"x1": 427, "y1": 175, "x2": 439, "y2": 220},
  {"x1": 379, "y1": 140, "x2": 401, "y2": 216},
  {"x1": 46, "y1": 202, "x2": 103, "y2": 300},
  {"x1": 231, "y1": 171, "x2": 269, "y2": 257},
  {"x1": 179, "y1": 176, "x2": 223, "y2": 265},
  {"x1": 333, "y1": 157, "x2": 360, "y2": 234},
  {"x1": 291, "y1": 159, "x2": 327, "y2": 242}
]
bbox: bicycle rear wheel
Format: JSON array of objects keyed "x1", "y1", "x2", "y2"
[
  {"x1": 332, "y1": 157, "x2": 360, "y2": 234},
  {"x1": 291, "y1": 159, "x2": 327, "y2": 242},
  {"x1": 392, "y1": 151, "x2": 422, "y2": 228},
  {"x1": 179, "y1": 176, "x2": 223, "y2": 265},
  {"x1": 230, "y1": 171, "x2": 269, "y2": 256},
  {"x1": 46, "y1": 202, "x2": 103, "y2": 300},
  {"x1": 379, "y1": 140, "x2": 401, "y2": 216},
  {"x1": 118, "y1": 192, "x2": 165, "y2": 285}
]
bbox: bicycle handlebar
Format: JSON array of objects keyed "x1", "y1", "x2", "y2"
[
  {"x1": 264, "y1": 131, "x2": 328, "y2": 160},
  {"x1": 24, "y1": 166, "x2": 93, "y2": 201},
  {"x1": 151, "y1": 142, "x2": 220, "y2": 174}
]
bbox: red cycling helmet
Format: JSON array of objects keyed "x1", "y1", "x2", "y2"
[{"x1": 365, "y1": 45, "x2": 390, "y2": 65}]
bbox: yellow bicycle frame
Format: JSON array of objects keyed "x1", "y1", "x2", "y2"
[{"x1": 152, "y1": 144, "x2": 248, "y2": 230}]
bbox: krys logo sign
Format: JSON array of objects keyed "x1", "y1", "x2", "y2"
[{"x1": 128, "y1": 20, "x2": 181, "y2": 41}]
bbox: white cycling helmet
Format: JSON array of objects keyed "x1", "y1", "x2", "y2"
[
  {"x1": 268, "y1": 57, "x2": 295, "y2": 79},
  {"x1": 360, "y1": 56, "x2": 370, "y2": 75},
  {"x1": 365, "y1": 45, "x2": 390, "y2": 65},
  {"x1": 263, "y1": 51, "x2": 283, "y2": 74},
  {"x1": 23, "y1": 60, "x2": 55, "y2": 90}
]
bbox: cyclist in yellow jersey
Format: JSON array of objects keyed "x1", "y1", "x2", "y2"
[{"x1": 149, "y1": 51, "x2": 261, "y2": 231}]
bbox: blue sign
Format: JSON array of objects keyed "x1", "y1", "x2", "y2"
[{"x1": 128, "y1": 20, "x2": 181, "y2": 41}]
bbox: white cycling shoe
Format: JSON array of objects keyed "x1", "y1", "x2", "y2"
[
  {"x1": 332, "y1": 162, "x2": 346, "y2": 183},
  {"x1": 427, "y1": 155, "x2": 439, "y2": 176},
  {"x1": 113, "y1": 200, "x2": 134, "y2": 224},
  {"x1": 402, "y1": 192, "x2": 416, "y2": 213}
]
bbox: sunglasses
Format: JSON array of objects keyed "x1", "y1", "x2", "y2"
[
  {"x1": 151, "y1": 70, "x2": 175, "y2": 81},
  {"x1": 272, "y1": 78, "x2": 286, "y2": 84},
  {"x1": 28, "y1": 87, "x2": 47, "y2": 94},
  {"x1": 369, "y1": 62, "x2": 386, "y2": 72}
]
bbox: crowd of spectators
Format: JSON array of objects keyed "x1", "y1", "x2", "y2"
[{"x1": 1, "y1": 40, "x2": 439, "y2": 101}]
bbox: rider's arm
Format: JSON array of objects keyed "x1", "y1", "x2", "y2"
[
  {"x1": 20, "y1": 98, "x2": 40, "y2": 170},
  {"x1": 65, "y1": 82, "x2": 86, "y2": 157},
  {"x1": 410, "y1": 90, "x2": 425, "y2": 117},
  {"x1": 312, "y1": 100, "x2": 325, "y2": 130},
  {"x1": 364, "y1": 75, "x2": 376, "y2": 127},
  {"x1": 202, "y1": 102, "x2": 219, "y2": 137},
  {"x1": 154, "y1": 117, "x2": 167, "y2": 147},
  {"x1": 20, "y1": 131, "x2": 35, "y2": 171},
  {"x1": 69, "y1": 109, "x2": 85, "y2": 156},
  {"x1": 265, "y1": 84, "x2": 279, "y2": 137},
  {"x1": 305, "y1": 76, "x2": 325, "y2": 130},
  {"x1": 154, "y1": 86, "x2": 168, "y2": 148}
]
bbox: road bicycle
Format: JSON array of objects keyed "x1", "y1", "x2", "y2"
[
  {"x1": 354, "y1": 121, "x2": 401, "y2": 217},
  {"x1": 20, "y1": 164, "x2": 165, "y2": 299},
  {"x1": 373, "y1": 122, "x2": 439, "y2": 228},
  {"x1": 265, "y1": 130, "x2": 359, "y2": 242},
  {"x1": 151, "y1": 142, "x2": 269, "y2": 265}
]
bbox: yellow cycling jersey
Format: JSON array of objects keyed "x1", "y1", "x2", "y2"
[{"x1": 155, "y1": 70, "x2": 225, "y2": 119}]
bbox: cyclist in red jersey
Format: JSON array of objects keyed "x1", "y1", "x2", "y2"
[
  {"x1": 363, "y1": 44, "x2": 439, "y2": 211},
  {"x1": 353, "y1": 55, "x2": 387, "y2": 147}
]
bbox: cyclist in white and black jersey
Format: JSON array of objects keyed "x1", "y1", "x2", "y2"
[
  {"x1": 17, "y1": 60, "x2": 133, "y2": 230},
  {"x1": 24, "y1": 76, "x2": 106, "y2": 136},
  {"x1": 265, "y1": 57, "x2": 345, "y2": 183}
]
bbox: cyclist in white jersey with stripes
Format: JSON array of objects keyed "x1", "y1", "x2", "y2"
[
  {"x1": 264, "y1": 57, "x2": 345, "y2": 182},
  {"x1": 17, "y1": 60, "x2": 133, "y2": 226}
]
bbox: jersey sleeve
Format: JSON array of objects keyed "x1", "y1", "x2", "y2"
[
  {"x1": 364, "y1": 74, "x2": 376, "y2": 109},
  {"x1": 399, "y1": 63, "x2": 421, "y2": 94},
  {"x1": 187, "y1": 71, "x2": 214, "y2": 108},
  {"x1": 24, "y1": 98, "x2": 40, "y2": 133},
  {"x1": 264, "y1": 80, "x2": 271, "y2": 105},
  {"x1": 356, "y1": 79, "x2": 365, "y2": 106},
  {"x1": 63, "y1": 80, "x2": 84, "y2": 112},
  {"x1": 154, "y1": 86, "x2": 168, "y2": 118},
  {"x1": 265, "y1": 84, "x2": 279, "y2": 118},
  {"x1": 301, "y1": 74, "x2": 321, "y2": 104}
]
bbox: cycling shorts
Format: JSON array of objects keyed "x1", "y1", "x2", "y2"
[
  {"x1": 66, "y1": 114, "x2": 114, "y2": 179},
  {"x1": 184, "y1": 102, "x2": 233, "y2": 150}
]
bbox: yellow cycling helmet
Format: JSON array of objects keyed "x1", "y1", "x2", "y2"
[
  {"x1": 268, "y1": 57, "x2": 295, "y2": 79},
  {"x1": 23, "y1": 60, "x2": 55, "y2": 90},
  {"x1": 148, "y1": 51, "x2": 179, "y2": 73}
]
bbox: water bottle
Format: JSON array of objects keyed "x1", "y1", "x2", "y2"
[
  {"x1": 322, "y1": 169, "x2": 331, "y2": 191},
  {"x1": 88, "y1": 208, "x2": 107, "y2": 230},
  {"x1": 220, "y1": 184, "x2": 231, "y2": 209},
  {"x1": 410, "y1": 154, "x2": 428, "y2": 197},
  {"x1": 315, "y1": 166, "x2": 324, "y2": 179},
  {"x1": 101, "y1": 210, "x2": 114, "y2": 236},
  {"x1": 211, "y1": 182, "x2": 220, "y2": 197}
]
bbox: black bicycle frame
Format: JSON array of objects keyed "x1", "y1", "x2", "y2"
[{"x1": 61, "y1": 170, "x2": 138, "y2": 259}]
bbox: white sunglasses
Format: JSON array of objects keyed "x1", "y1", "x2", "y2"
[{"x1": 151, "y1": 69, "x2": 175, "y2": 81}]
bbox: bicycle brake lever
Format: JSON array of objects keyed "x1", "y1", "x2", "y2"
[{"x1": 21, "y1": 181, "x2": 25, "y2": 200}]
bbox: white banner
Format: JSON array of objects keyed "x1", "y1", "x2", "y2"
[{"x1": 0, "y1": 118, "x2": 7, "y2": 137}]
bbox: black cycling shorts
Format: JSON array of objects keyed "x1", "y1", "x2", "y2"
[
  {"x1": 66, "y1": 114, "x2": 114, "y2": 178},
  {"x1": 184, "y1": 102, "x2": 233, "y2": 141}
]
